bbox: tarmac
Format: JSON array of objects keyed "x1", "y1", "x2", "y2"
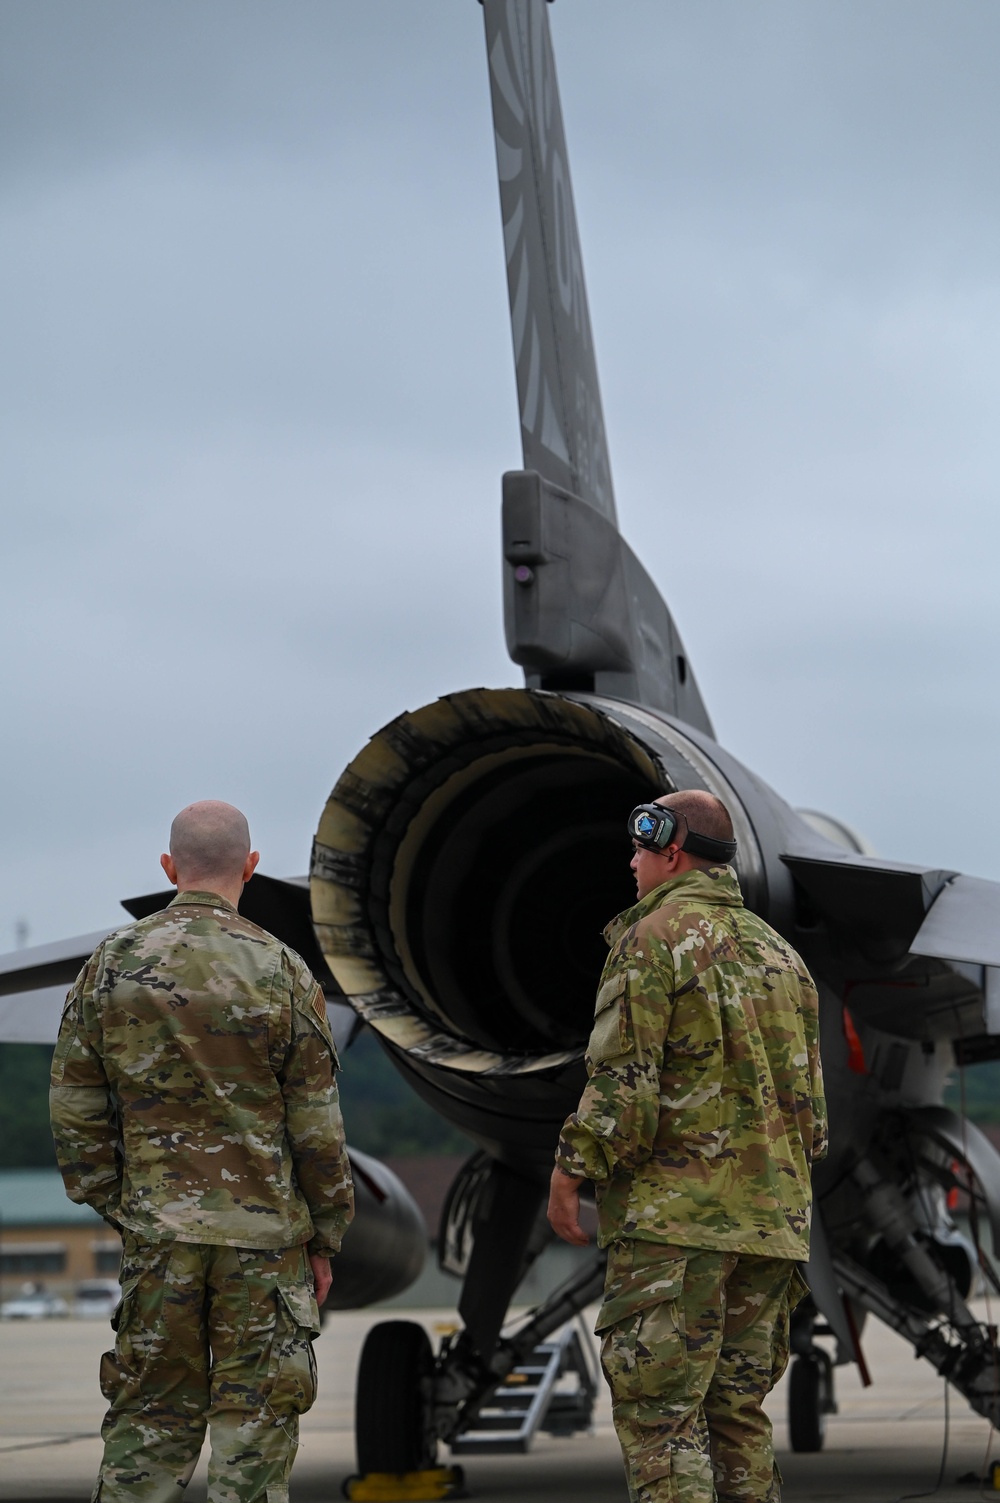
[{"x1": 2, "y1": 1303, "x2": 1000, "y2": 1503}]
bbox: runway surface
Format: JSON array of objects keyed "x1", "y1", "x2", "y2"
[{"x1": 2, "y1": 1303, "x2": 999, "y2": 1502}]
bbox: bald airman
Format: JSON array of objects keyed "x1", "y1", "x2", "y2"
[{"x1": 51, "y1": 801, "x2": 354, "y2": 1503}]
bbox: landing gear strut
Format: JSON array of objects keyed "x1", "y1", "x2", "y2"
[
  {"x1": 788, "y1": 1293, "x2": 838, "y2": 1452},
  {"x1": 351, "y1": 1255, "x2": 606, "y2": 1486}
]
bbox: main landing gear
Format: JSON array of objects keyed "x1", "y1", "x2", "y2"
[
  {"x1": 355, "y1": 1320, "x2": 437, "y2": 1475},
  {"x1": 787, "y1": 1348, "x2": 836, "y2": 1452},
  {"x1": 787, "y1": 1296, "x2": 838, "y2": 1452},
  {"x1": 350, "y1": 1260, "x2": 605, "y2": 1483}
]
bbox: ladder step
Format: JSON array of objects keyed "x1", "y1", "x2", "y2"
[
  {"x1": 450, "y1": 1329, "x2": 596, "y2": 1456},
  {"x1": 451, "y1": 1436, "x2": 530, "y2": 1454}
]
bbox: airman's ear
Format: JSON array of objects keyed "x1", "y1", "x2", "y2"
[{"x1": 160, "y1": 852, "x2": 178, "y2": 887}]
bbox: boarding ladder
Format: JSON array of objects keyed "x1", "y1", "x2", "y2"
[{"x1": 450, "y1": 1320, "x2": 599, "y2": 1456}]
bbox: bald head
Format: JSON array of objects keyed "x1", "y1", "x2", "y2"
[
  {"x1": 164, "y1": 801, "x2": 256, "y2": 896},
  {"x1": 656, "y1": 790, "x2": 734, "y2": 861}
]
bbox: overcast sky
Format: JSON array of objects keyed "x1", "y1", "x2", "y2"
[{"x1": 2, "y1": 0, "x2": 999, "y2": 949}]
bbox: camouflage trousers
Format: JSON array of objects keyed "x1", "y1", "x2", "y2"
[
  {"x1": 596, "y1": 1240, "x2": 804, "y2": 1503},
  {"x1": 93, "y1": 1236, "x2": 320, "y2": 1503}
]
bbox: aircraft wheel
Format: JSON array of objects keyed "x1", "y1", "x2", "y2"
[
  {"x1": 355, "y1": 1319, "x2": 436, "y2": 1473},
  {"x1": 788, "y1": 1353, "x2": 831, "y2": 1452}
]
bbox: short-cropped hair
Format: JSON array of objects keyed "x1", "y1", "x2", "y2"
[{"x1": 169, "y1": 801, "x2": 251, "y2": 881}]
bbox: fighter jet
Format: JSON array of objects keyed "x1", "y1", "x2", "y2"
[{"x1": 4, "y1": 0, "x2": 1000, "y2": 1483}]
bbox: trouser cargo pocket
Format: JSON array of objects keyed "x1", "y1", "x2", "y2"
[
  {"x1": 267, "y1": 1283, "x2": 320, "y2": 1416},
  {"x1": 596, "y1": 1244, "x2": 688, "y2": 1404},
  {"x1": 99, "y1": 1275, "x2": 143, "y2": 1407}
]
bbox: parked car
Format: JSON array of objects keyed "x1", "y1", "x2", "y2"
[
  {"x1": 72, "y1": 1278, "x2": 122, "y2": 1319},
  {"x1": 1, "y1": 1284, "x2": 69, "y2": 1319}
]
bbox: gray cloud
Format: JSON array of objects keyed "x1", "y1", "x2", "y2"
[{"x1": 1, "y1": 0, "x2": 998, "y2": 947}]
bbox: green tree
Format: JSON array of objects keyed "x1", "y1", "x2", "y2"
[
  {"x1": 0, "y1": 1044, "x2": 57, "y2": 1168},
  {"x1": 337, "y1": 1028, "x2": 474, "y2": 1158},
  {"x1": 0, "y1": 1030, "x2": 472, "y2": 1171},
  {"x1": 944, "y1": 1060, "x2": 1000, "y2": 1125}
]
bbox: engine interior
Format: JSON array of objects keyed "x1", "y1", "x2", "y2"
[
  {"x1": 389, "y1": 747, "x2": 653, "y2": 1053},
  {"x1": 313, "y1": 689, "x2": 662, "y2": 1063}
]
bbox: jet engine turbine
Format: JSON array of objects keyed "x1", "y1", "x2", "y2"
[{"x1": 311, "y1": 685, "x2": 767, "y2": 1180}]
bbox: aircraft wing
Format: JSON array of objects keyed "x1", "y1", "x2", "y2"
[
  {"x1": 0, "y1": 872, "x2": 359, "y2": 1051},
  {"x1": 0, "y1": 930, "x2": 108, "y2": 1044}
]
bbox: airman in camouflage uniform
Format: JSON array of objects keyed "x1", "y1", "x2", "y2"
[
  {"x1": 50, "y1": 802, "x2": 354, "y2": 1503},
  {"x1": 549, "y1": 791, "x2": 825, "y2": 1503}
]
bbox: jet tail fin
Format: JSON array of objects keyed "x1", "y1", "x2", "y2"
[
  {"x1": 483, "y1": 5, "x2": 711, "y2": 728},
  {"x1": 483, "y1": 0, "x2": 614, "y2": 518}
]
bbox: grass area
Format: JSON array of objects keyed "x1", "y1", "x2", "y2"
[
  {"x1": 0, "y1": 1043, "x2": 57, "y2": 1167},
  {"x1": 336, "y1": 1027, "x2": 474, "y2": 1157},
  {"x1": 944, "y1": 1059, "x2": 1000, "y2": 1124},
  {"x1": 4, "y1": 1038, "x2": 1000, "y2": 1169},
  {"x1": 0, "y1": 1028, "x2": 473, "y2": 1169}
]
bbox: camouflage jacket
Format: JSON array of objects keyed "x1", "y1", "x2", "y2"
[
  {"x1": 50, "y1": 891, "x2": 354, "y2": 1258},
  {"x1": 556, "y1": 866, "x2": 826, "y2": 1258}
]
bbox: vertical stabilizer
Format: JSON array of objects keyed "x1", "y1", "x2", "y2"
[
  {"x1": 482, "y1": 3, "x2": 712, "y2": 733},
  {"x1": 483, "y1": 0, "x2": 615, "y2": 521}
]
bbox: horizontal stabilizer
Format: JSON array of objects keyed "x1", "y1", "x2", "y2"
[
  {"x1": 0, "y1": 927, "x2": 110, "y2": 1043},
  {"x1": 782, "y1": 851, "x2": 954, "y2": 965},
  {"x1": 0, "y1": 929, "x2": 109, "y2": 1000},
  {"x1": 785, "y1": 850, "x2": 1000, "y2": 976},
  {"x1": 909, "y1": 875, "x2": 1000, "y2": 968},
  {"x1": 122, "y1": 871, "x2": 339, "y2": 992}
]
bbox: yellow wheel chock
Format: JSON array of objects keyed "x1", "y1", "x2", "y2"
[{"x1": 341, "y1": 1466, "x2": 466, "y2": 1501}]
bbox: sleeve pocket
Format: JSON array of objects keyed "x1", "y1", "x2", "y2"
[{"x1": 587, "y1": 971, "x2": 632, "y2": 1066}]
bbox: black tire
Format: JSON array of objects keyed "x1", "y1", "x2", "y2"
[
  {"x1": 788, "y1": 1354, "x2": 827, "y2": 1452},
  {"x1": 355, "y1": 1320, "x2": 436, "y2": 1474}
]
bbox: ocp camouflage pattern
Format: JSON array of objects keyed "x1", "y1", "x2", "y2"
[
  {"x1": 95, "y1": 1235, "x2": 318, "y2": 1503},
  {"x1": 597, "y1": 1237, "x2": 804, "y2": 1502},
  {"x1": 556, "y1": 866, "x2": 826, "y2": 1259},
  {"x1": 50, "y1": 890, "x2": 354, "y2": 1258}
]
